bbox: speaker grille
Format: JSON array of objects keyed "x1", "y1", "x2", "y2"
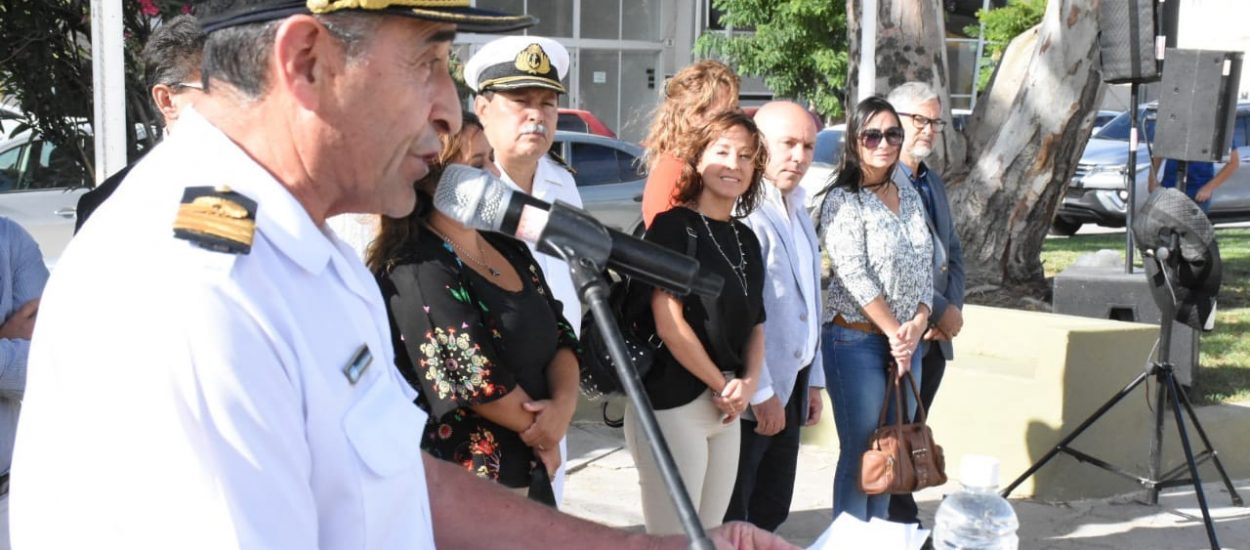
[{"x1": 1098, "y1": 0, "x2": 1160, "y2": 84}]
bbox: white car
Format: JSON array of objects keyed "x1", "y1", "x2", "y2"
[{"x1": 0, "y1": 122, "x2": 92, "y2": 268}]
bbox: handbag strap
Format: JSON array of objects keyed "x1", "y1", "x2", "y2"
[
  {"x1": 874, "y1": 363, "x2": 907, "y2": 429},
  {"x1": 902, "y1": 370, "x2": 930, "y2": 425}
]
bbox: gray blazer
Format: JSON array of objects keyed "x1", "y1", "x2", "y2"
[
  {"x1": 894, "y1": 164, "x2": 965, "y2": 360},
  {"x1": 743, "y1": 184, "x2": 826, "y2": 424}
]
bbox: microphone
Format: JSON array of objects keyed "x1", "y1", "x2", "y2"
[{"x1": 434, "y1": 164, "x2": 723, "y2": 298}]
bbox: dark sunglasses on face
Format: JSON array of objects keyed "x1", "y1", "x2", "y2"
[
  {"x1": 860, "y1": 127, "x2": 905, "y2": 148},
  {"x1": 897, "y1": 112, "x2": 946, "y2": 131}
]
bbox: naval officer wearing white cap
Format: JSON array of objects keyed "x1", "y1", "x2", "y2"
[{"x1": 464, "y1": 35, "x2": 582, "y2": 505}]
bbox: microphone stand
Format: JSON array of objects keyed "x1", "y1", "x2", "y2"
[{"x1": 541, "y1": 202, "x2": 714, "y2": 550}]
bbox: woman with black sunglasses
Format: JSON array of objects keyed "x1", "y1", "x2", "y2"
[{"x1": 816, "y1": 95, "x2": 934, "y2": 521}]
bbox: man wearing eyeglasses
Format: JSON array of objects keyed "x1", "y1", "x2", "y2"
[
  {"x1": 75, "y1": 14, "x2": 205, "y2": 233},
  {"x1": 885, "y1": 82, "x2": 966, "y2": 528}
]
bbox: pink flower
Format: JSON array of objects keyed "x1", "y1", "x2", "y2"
[
  {"x1": 138, "y1": 0, "x2": 159, "y2": 16},
  {"x1": 180, "y1": 3, "x2": 193, "y2": 14}
]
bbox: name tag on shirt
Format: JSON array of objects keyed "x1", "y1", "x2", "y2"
[{"x1": 343, "y1": 344, "x2": 372, "y2": 385}]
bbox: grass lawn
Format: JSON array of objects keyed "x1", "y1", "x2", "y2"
[{"x1": 1041, "y1": 227, "x2": 1250, "y2": 405}]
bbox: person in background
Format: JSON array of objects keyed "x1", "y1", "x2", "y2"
[
  {"x1": 1148, "y1": 147, "x2": 1240, "y2": 213},
  {"x1": 369, "y1": 114, "x2": 578, "y2": 504},
  {"x1": 885, "y1": 82, "x2": 966, "y2": 527},
  {"x1": 628, "y1": 111, "x2": 767, "y2": 535},
  {"x1": 0, "y1": 217, "x2": 48, "y2": 550},
  {"x1": 817, "y1": 96, "x2": 933, "y2": 522},
  {"x1": 465, "y1": 35, "x2": 582, "y2": 503},
  {"x1": 11, "y1": 1, "x2": 791, "y2": 547},
  {"x1": 75, "y1": 14, "x2": 205, "y2": 233},
  {"x1": 640, "y1": 60, "x2": 740, "y2": 228},
  {"x1": 726, "y1": 101, "x2": 826, "y2": 532}
]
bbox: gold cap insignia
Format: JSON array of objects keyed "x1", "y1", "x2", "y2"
[
  {"x1": 172, "y1": 186, "x2": 257, "y2": 255},
  {"x1": 515, "y1": 44, "x2": 552, "y2": 76}
]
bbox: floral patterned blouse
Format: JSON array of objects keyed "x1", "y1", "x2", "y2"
[
  {"x1": 378, "y1": 229, "x2": 579, "y2": 489},
  {"x1": 818, "y1": 176, "x2": 934, "y2": 325}
]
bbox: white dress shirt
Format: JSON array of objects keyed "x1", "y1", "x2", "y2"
[{"x1": 13, "y1": 110, "x2": 435, "y2": 549}]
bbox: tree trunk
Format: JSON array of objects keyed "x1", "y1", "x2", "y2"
[{"x1": 857, "y1": 0, "x2": 1104, "y2": 287}]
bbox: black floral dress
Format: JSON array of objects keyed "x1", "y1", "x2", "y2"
[{"x1": 378, "y1": 229, "x2": 579, "y2": 490}]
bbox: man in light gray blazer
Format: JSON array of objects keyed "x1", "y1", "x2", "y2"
[
  {"x1": 886, "y1": 82, "x2": 967, "y2": 526},
  {"x1": 725, "y1": 101, "x2": 826, "y2": 531}
]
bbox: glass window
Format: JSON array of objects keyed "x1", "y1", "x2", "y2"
[
  {"x1": 0, "y1": 144, "x2": 25, "y2": 192},
  {"x1": 581, "y1": 0, "x2": 619, "y2": 40},
  {"x1": 558, "y1": 112, "x2": 589, "y2": 133},
  {"x1": 622, "y1": 0, "x2": 661, "y2": 41},
  {"x1": 570, "y1": 142, "x2": 622, "y2": 186},
  {"x1": 578, "y1": 49, "x2": 620, "y2": 135},
  {"x1": 616, "y1": 147, "x2": 644, "y2": 180},
  {"x1": 1234, "y1": 114, "x2": 1249, "y2": 148},
  {"x1": 619, "y1": 51, "x2": 659, "y2": 143},
  {"x1": 26, "y1": 140, "x2": 88, "y2": 190},
  {"x1": 1095, "y1": 107, "x2": 1157, "y2": 143},
  {"x1": 531, "y1": 0, "x2": 573, "y2": 38}
]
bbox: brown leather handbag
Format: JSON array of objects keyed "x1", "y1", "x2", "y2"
[{"x1": 859, "y1": 364, "x2": 948, "y2": 495}]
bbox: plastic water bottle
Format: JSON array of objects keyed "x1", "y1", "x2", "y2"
[{"x1": 932, "y1": 455, "x2": 1020, "y2": 550}]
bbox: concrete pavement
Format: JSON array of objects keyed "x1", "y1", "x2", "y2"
[{"x1": 561, "y1": 421, "x2": 1250, "y2": 549}]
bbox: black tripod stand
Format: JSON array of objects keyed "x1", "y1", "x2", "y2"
[{"x1": 1002, "y1": 233, "x2": 1242, "y2": 550}]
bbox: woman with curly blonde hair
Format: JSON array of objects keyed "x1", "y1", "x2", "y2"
[{"x1": 640, "y1": 60, "x2": 740, "y2": 228}]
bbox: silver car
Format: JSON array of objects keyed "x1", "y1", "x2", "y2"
[
  {"x1": 0, "y1": 123, "x2": 91, "y2": 268},
  {"x1": 551, "y1": 131, "x2": 647, "y2": 235},
  {"x1": 1054, "y1": 102, "x2": 1250, "y2": 235}
]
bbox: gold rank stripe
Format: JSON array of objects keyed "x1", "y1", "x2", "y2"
[
  {"x1": 173, "y1": 205, "x2": 256, "y2": 248},
  {"x1": 477, "y1": 75, "x2": 566, "y2": 93},
  {"x1": 307, "y1": 0, "x2": 470, "y2": 13}
]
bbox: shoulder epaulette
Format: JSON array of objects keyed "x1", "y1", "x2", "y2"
[
  {"x1": 172, "y1": 185, "x2": 257, "y2": 255},
  {"x1": 546, "y1": 149, "x2": 576, "y2": 175}
]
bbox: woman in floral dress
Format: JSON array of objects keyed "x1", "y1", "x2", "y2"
[{"x1": 368, "y1": 118, "x2": 580, "y2": 505}]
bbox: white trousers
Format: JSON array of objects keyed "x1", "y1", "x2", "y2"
[{"x1": 624, "y1": 390, "x2": 741, "y2": 535}]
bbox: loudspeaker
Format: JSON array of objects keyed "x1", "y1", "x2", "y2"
[
  {"x1": 1098, "y1": 0, "x2": 1160, "y2": 84},
  {"x1": 1053, "y1": 265, "x2": 1199, "y2": 385},
  {"x1": 1154, "y1": 48, "x2": 1243, "y2": 162}
]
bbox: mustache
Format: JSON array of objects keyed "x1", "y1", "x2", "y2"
[{"x1": 519, "y1": 123, "x2": 549, "y2": 136}]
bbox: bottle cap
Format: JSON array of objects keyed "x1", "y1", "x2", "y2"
[{"x1": 960, "y1": 454, "x2": 1001, "y2": 489}]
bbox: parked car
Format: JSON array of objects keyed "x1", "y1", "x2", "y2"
[
  {"x1": 0, "y1": 125, "x2": 92, "y2": 268},
  {"x1": 1092, "y1": 109, "x2": 1119, "y2": 133},
  {"x1": 557, "y1": 108, "x2": 616, "y2": 138},
  {"x1": 798, "y1": 125, "x2": 844, "y2": 209},
  {"x1": 1054, "y1": 102, "x2": 1250, "y2": 235},
  {"x1": 550, "y1": 131, "x2": 646, "y2": 234}
]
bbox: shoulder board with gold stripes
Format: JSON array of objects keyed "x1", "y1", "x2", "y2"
[
  {"x1": 172, "y1": 186, "x2": 257, "y2": 255},
  {"x1": 546, "y1": 149, "x2": 576, "y2": 175}
]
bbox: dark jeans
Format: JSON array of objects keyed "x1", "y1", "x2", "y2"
[
  {"x1": 888, "y1": 343, "x2": 947, "y2": 524},
  {"x1": 723, "y1": 367, "x2": 811, "y2": 531}
]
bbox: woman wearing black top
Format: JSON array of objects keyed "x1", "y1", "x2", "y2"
[
  {"x1": 625, "y1": 111, "x2": 768, "y2": 534},
  {"x1": 368, "y1": 120, "x2": 580, "y2": 505}
]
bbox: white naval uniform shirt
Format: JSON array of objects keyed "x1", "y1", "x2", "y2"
[
  {"x1": 12, "y1": 109, "x2": 435, "y2": 549},
  {"x1": 495, "y1": 156, "x2": 584, "y2": 335}
]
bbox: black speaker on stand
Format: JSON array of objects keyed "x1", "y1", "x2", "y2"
[
  {"x1": 1154, "y1": 48, "x2": 1244, "y2": 164},
  {"x1": 1096, "y1": 0, "x2": 1163, "y2": 273}
]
